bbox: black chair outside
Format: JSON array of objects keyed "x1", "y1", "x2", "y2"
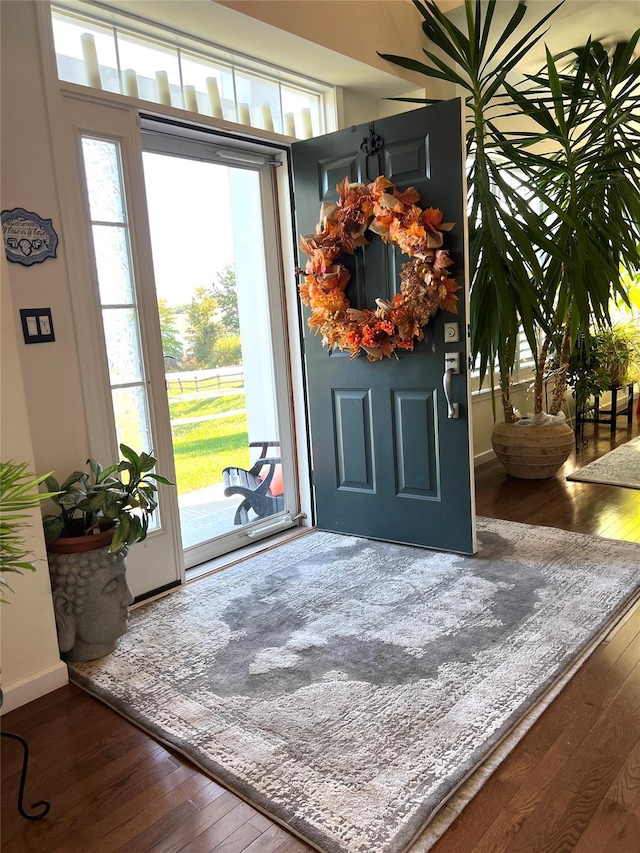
[{"x1": 222, "y1": 441, "x2": 284, "y2": 526}]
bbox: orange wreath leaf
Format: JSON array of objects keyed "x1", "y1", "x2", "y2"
[{"x1": 393, "y1": 186, "x2": 421, "y2": 206}]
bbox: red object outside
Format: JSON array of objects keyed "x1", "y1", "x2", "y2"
[
  {"x1": 259, "y1": 464, "x2": 284, "y2": 496},
  {"x1": 46, "y1": 526, "x2": 115, "y2": 554}
]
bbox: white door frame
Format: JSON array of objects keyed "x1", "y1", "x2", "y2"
[
  {"x1": 139, "y1": 122, "x2": 306, "y2": 568},
  {"x1": 36, "y1": 1, "x2": 314, "y2": 593},
  {"x1": 48, "y1": 91, "x2": 185, "y2": 597},
  {"x1": 40, "y1": 90, "x2": 314, "y2": 594}
]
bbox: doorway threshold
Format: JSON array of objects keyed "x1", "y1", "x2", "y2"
[{"x1": 185, "y1": 525, "x2": 315, "y2": 585}]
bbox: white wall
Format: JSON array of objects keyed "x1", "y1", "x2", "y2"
[
  {"x1": 0, "y1": 0, "x2": 87, "y2": 710},
  {"x1": 0, "y1": 253, "x2": 68, "y2": 714},
  {"x1": 218, "y1": 0, "x2": 432, "y2": 89},
  {"x1": 1, "y1": 0, "x2": 90, "y2": 479}
]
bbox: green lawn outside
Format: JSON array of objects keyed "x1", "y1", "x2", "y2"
[
  {"x1": 169, "y1": 393, "x2": 246, "y2": 421},
  {"x1": 171, "y1": 412, "x2": 250, "y2": 494}
]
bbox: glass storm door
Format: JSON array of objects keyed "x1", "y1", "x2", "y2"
[{"x1": 141, "y1": 131, "x2": 298, "y2": 569}]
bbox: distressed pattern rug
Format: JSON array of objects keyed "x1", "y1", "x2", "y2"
[
  {"x1": 567, "y1": 435, "x2": 640, "y2": 489},
  {"x1": 69, "y1": 518, "x2": 640, "y2": 853}
]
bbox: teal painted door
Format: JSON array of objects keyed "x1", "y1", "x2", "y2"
[{"x1": 292, "y1": 100, "x2": 475, "y2": 554}]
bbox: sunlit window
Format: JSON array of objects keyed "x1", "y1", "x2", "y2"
[
  {"x1": 80, "y1": 136, "x2": 159, "y2": 529},
  {"x1": 51, "y1": 4, "x2": 330, "y2": 138}
]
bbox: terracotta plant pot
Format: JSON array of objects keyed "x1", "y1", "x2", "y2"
[
  {"x1": 491, "y1": 420, "x2": 574, "y2": 479},
  {"x1": 46, "y1": 525, "x2": 115, "y2": 554}
]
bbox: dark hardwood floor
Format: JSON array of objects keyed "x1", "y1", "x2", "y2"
[
  {"x1": 476, "y1": 418, "x2": 640, "y2": 543},
  {"x1": 2, "y1": 421, "x2": 639, "y2": 853}
]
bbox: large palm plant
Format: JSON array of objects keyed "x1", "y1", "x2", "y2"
[
  {"x1": 380, "y1": 0, "x2": 640, "y2": 421},
  {"x1": 507, "y1": 38, "x2": 640, "y2": 416}
]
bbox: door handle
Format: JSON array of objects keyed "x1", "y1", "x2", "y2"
[{"x1": 443, "y1": 353, "x2": 460, "y2": 419}]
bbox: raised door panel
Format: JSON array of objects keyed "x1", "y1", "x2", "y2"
[
  {"x1": 392, "y1": 390, "x2": 439, "y2": 499},
  {"x1": 333, "y1": 389, "x2": 375, "y2": 491},
  {"x1": 318, "y1": 155, "x2": 360, "y2": 201},
  {"x1": 382, "y1": 136, "x2": 431, "y2": 184}
]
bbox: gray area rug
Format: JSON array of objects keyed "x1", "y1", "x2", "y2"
[
  {"x1": 567, "y1": 435, "x2": 640, "y2": 489},
  {"x1": 69, "y1": 518, "x2": 640, "y2": 853}
]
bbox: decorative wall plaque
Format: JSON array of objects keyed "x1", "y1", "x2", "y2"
[{"x1": 1, "y1": 208, "x2": 58, "y2": 266}]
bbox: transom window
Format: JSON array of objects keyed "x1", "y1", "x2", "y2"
[{"x1": 51, "y1": 2, "x2": 334, "y2": 138}]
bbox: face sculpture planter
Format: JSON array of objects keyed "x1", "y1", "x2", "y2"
[
  {"x1": 42, "y1": 444, "x2": 173, "y2": 661},
  {"x1": 48, "y1": 543, "x2": 134, "y2": 662}
]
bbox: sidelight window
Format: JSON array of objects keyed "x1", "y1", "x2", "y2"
[{"x1": 79, "y1": 136, "x2": 156, "y2": 526}]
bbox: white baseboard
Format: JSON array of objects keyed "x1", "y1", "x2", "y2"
[
  {"x1": 0, "y1": 660, "x2": 68, "y2": 714},
  {"x1": 474, "y1": 448, "x2": 496, "y2": 467}
]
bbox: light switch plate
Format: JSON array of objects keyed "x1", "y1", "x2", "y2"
[{"x1": 19, "y1": 308, "x2": 55, "y2": 344}]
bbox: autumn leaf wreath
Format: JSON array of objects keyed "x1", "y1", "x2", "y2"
[{"x1": 298, "y1": 176, "x2": 460, "y2": 361}]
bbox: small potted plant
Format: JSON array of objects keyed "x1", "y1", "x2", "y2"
[
  {"x1": 594, "y1": 320, "x2": 640, "y2": 391},
  {"x1": 42, "y1": 444, "x2": 171, "y2": 553},
  {"x1": 561, "y1": 319, "x2": 640, "y2": 424},
  {"x1": 42, "y1": 445, "x2": 173, "y2": 662}
]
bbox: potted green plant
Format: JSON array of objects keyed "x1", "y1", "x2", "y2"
[
  {"x1": 42, "y1": 444, "x2": 172, "y2": 552},
  {"x1": 42, "y1": 444, "x2": 173, "y2": 661},
  {"x1": 594, "y1": 320, "x2": 640, "y2": 389},
  {"x1": 381, "y1": 0, "x2": 640, "y2": 477},
  {"x1": 563, "y1": 319, "x2": 640, "y2": 418},
  {"x1": 0, "y1": 461, "x2": 57, "y2": 603}
]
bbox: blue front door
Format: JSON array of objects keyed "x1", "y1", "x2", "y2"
[{"x1": 292, "y1": 100, "x2": 476, "y2": 554}]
